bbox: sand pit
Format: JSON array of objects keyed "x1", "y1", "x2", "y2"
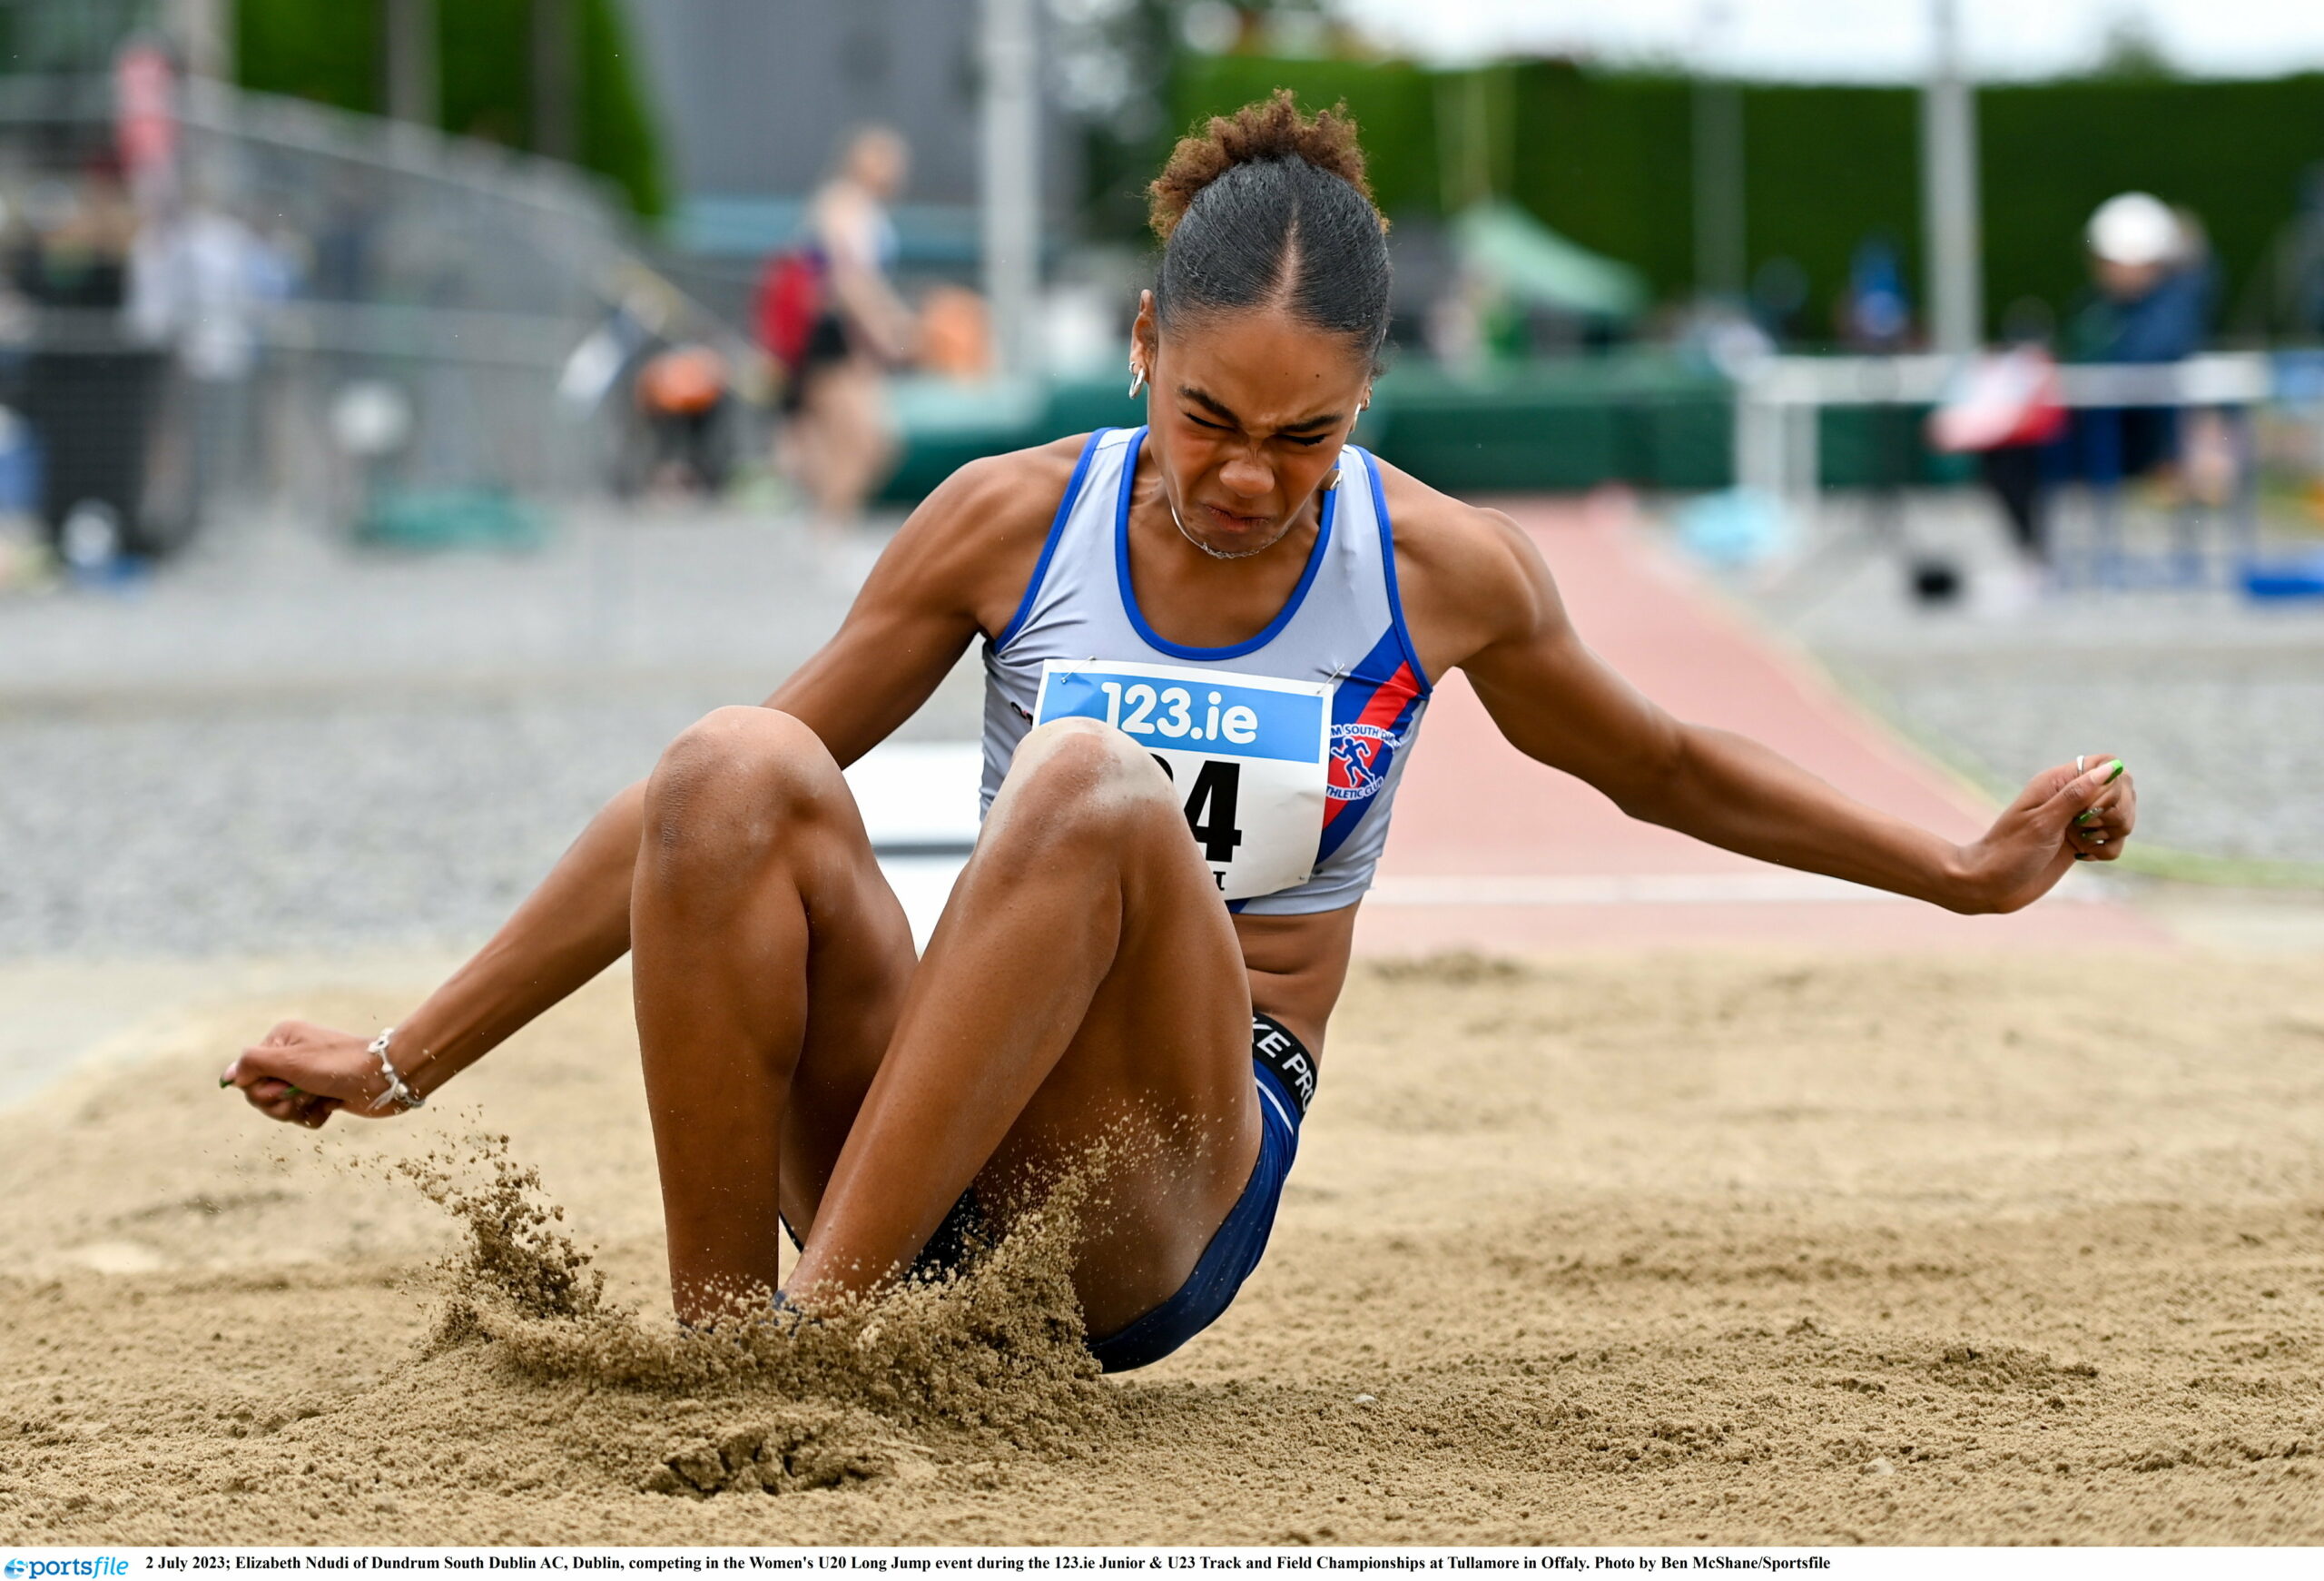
[{"x1": 0, "y1": 950, "x2": 2319, "y2": 1546}]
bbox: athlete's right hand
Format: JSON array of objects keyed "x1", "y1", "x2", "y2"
[{"x1": 222, "y1": 1020, "x2": 395, "y2": 1130}]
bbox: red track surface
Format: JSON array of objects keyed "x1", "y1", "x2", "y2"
[{"x1": 1354, "y1": 499, "x2": 2169, "y2": 956}]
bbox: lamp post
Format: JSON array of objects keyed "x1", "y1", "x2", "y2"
[
  {"x1": 531, "y1": 0, "x2": 577, "y2": 163},
  {"x1": 1691, "y1": 2, "x2": 1745, "y2": 302},
  {"x1": 980, "y1": 0, "x2": 1040, "y2": 379},
  {"x1": 382, "y1": 0, "x2": 438, "y2": 131},
  {"x1": 1920, "y1": 0, "x2": 1984, "y2": 353},
  {"x1": 168, "y1": 0, "x2": 233, "y2": 83}
]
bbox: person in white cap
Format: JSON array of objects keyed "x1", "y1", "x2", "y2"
[
  {"x1": 2087, "y1": 192, "x2": 2183, "y2": 303},
  {"x1": 2071, "y1": 191, "x2": 2217, "y2": 497}
]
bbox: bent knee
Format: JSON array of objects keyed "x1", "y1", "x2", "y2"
[
  {"x1": 1009, "y1": 717, "x2": 1175, "y2": 801},
  {"x1": 989, "y1": 718, "x2": 1178, "y2": 852},
  {"x1": 645, "y1": 707, "x2": 845, "y2": 859}
]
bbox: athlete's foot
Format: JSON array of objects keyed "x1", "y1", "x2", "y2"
[{"x1": 763, "y1": 1288, "x2": 823, "y2": 1334}]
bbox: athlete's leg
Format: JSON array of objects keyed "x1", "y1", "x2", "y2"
[
  {"x1": 800, "y1": 357, "x2": 897, "y2": 520},
  {"x1": 788, "y1": 717, "x2": 1262, "y2": 1338},
  {"x1": 629, "y1": 706, "x2": 917, "y2": 1321}
]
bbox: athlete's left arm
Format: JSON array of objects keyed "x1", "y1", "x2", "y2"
[{"x1": 1406, "y1": 503, "x2": 2135, "y2": 915}]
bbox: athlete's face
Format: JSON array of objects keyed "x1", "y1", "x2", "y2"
[{"x1": 1130, "y1": 291, "x2": 1371, "y2": 558}]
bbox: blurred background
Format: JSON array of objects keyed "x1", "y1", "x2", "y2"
[{"x1": 4, "y1": 0, "x2": 2324, "y2": 1015}]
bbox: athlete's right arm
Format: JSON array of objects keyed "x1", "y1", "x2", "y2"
[
  {"x1": 224, "y1": 445, "x2": 1076, "y2": 1128},
  {"x1": 763, "y1": 445, "x2": 1068, "y2": 763},
  {"x1": 223, "y1": 784, "x2": 646, "y2": 1127}
]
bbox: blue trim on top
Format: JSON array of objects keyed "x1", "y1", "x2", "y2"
[
  {"x1": 1359, "y1": 446, "x2": 1432, "y2": 697},
  {"x1": 1113, "y1": 426, "x2": 1338, "y2": 662},
  {"x1": 993, "y1": 428, "x2": 1108, "y2": 653}
]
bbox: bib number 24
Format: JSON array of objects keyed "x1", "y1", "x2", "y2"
[
  {"x1": 1152, "y1": 755, "x2": 1242, "y2": 865},
  {"x1": 1033, "y1": 660, "x2": 1330, "y2": 902}
]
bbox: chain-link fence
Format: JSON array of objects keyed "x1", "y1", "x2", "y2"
[{"x1": 0, "y1": 70, "x2": 737, "y2": 561}]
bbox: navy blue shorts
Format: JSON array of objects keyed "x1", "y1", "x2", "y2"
[
  {"x1": 782, "y1": 1014, "x2": 1315, "y2": 1372},
  {"x1": 1085, "y1": 1014, "x2": 1313, "y2": 1373}
]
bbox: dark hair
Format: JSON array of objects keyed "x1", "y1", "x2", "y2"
[{"x1": 1147, "y1": 91, "x2": 1391, "y2": 367}]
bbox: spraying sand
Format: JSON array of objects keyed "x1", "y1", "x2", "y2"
[{"x1": 0, "y1": 951, "x2": 2319, "y2": 1545}]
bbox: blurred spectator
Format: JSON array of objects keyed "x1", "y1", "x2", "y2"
[
  {"x1": 129, "y1": 187, "x2": 294, "y2": 518},
  {"x1": 2066, "y1": 192, "x2": 2220, "y2": 499},
  {"x1": 1749, "y1": 256, "x2": 1809, "y2": 347},
  {"x1": 1928, "y1": 301, "x2": 2068, "y2": 568},
  {"x1": 12, "y1": 169, "x2": 136, "y2": 310},
  {"x1": 756, "y1": 125, "x2": 919, "y2": 532},
  {"x1": 1837, "y1": 236, "x2": 1912, "y2": 352},
  {"x1": 13, "y1": 165, "x2": 161, "y2": 564},
  {"x1": 2073, "y1": 193, "x2": 2211, "y2": 367},
  {"x1": 1837, "y1": 236, "x2": 1919, "y2": 512},
  {"x1": 1422, "y1": 271, "x2": 1491, "y2": 375},
  {"x1": 2291, "y1": 165, "x2": 2324, "y2": 340}
]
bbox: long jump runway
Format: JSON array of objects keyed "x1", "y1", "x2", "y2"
[{"x1": 1356, "y1": 498, "x2": 2168, "y2": 957}]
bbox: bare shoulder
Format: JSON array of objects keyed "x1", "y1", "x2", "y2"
[
  {"x1": 869, "y1": 433, "x2": 1089, "y2": 636},
  {"x1": 909, "y1": 432, "x2": 1083, "y2": 558},
  {"x1": 1368, "y1": 456, "x2": 1555, "y2": 677},
  {"x1": 931, "y1": 432, "x2": 1086, "y2": 517}
]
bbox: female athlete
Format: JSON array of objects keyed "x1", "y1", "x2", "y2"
[{"x1": 224, "y1": 95, "x2": 2137, "y2": 1372}]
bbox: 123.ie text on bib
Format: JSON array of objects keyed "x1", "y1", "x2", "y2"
[{"x1": 1032, "y1": 658, "x2": 1330, "y2": 902}]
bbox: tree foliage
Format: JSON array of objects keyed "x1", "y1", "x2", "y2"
[
  {"x1": 236, "y1": 0, "x2": 665, "y2": 218},
  {"x1": 1170, "y1": 53, "x2": 2324, "y2": 340}
]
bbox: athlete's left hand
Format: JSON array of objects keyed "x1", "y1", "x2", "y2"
[{"x1": 1955, "y1": 755, "x2": 2137, "y2": 913}]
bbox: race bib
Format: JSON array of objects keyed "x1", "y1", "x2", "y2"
[{"x1": 1034, "y1": 658, "x2": 1329, "y2": 901}]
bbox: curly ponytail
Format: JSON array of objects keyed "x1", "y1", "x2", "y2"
[{"x1": 1146, "y1": 91, "x2": 1391, "y2": 365}]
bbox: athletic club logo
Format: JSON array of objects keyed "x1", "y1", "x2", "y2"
[{"x1": 1327, "y1": 722, "x2": 1399, "y2": 802}]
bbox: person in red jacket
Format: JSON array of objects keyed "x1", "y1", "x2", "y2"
[{"x1": 756, "y1": 126, "x2": 919, "y2": 536}]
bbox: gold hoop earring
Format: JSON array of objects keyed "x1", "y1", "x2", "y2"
[{"x1": 1128, "y1": 363, "x2": 1147, "y2": 398}]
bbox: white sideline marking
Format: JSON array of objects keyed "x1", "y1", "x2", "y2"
[
  {"x1": 1365, "y1": 872, "x2": 2103, "y2": 907},
  {"x1": 877, "y1": 855, "x2": 970, "y2": 954},
  {"x1": 848, "y1": 743, "x2": 981, "y2": 950},
  {"x1": 844, "y1": 740, "x2": 983, "y2": 849},
  {"x1": 842, "y1": 742, "x2": 2107, "y2": 942}
]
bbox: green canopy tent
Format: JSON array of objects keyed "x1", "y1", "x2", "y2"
[{"x1": 1448, "y1": 201, "x2": 1650, "y2": 321}]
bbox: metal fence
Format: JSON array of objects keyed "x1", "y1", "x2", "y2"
[
  {"x1": 1733, "y1": 351, "x2": 2291, "y2": 588},
  {"x1": 0, "y1": 72, "x2": 728, "y2": 558}
]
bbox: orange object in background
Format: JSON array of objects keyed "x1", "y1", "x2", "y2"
[
  {"x1": 918, "y1": 284, "x2": 990, "y2": 380},
  {"x1": 635, "y1": 345, "x2": 728, "y2": 415}
]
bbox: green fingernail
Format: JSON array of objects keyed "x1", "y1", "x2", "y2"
[
  {"x1": 2074, "y1": 810, "x2": 2098, "y2": 825},
  {"x1": 2104, "y1": 760, "x2": 2125, "y2": 783},
  {"x1": 217, "y1": 1077, "x2": 231, "y2": 1089}
]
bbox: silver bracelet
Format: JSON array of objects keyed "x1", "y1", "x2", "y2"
[{"x1": 366, "y1": 1027, "x2": 426, "y2": 1112}]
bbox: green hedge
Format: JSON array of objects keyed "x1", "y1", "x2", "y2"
[
  {"x1": 1160, "y1": 54, "x2": 1445, "y2": 218},
  {"x1": 237, "y1": 0, "x2": 666, "y2": 218},
  {"x1": 881, "y1": 362, "x2": 1973, "y2": 501},
  {"x1": 1171, "y1": 55, "x2": 2324, "y2": 341}
]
